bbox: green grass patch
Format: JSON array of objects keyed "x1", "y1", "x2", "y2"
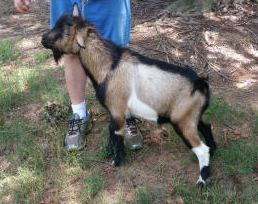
[
  {"x1": 0, "y1": 68, "x2": 29, "y2": 111},
  {"x1": 1, "y1": 166, "x2": 44, "y2": 204},
  {"x1": 251, "y1": 110, "x2": 258, "y2": 134},
  {"x1": 80, "y1": 170, "x2": 105, "y2": 201},
  {"x1": 34, "y1": 50, "x2": 51, "y2": 65},
  {"x1": 217, "y1": 139, "x2": 258, "y2": 175},
  {"x1": 0, "y1": 117, "x2": 46, "y2": 173},
  {"x1": 10, "y1": 167, "x2": 44, "y2": 204},
  {"x1": 204, "y1": 96, "x2": 244, "y2": 126},
  {"x1": 0, "y1": 40, "x2": 20, "y2": 65},
  {"x1": 172, "y1": 181, "x2": 258, "y2": 204},
  {"x1": 94, "y1": 128, "x2": 110, "y2": 160},
  {"x1": 0, "y1": 66, "x2": 69, "y2": 111},
  {"x1": 131, "y1": 186, "x2": 167, "y2": 204}
]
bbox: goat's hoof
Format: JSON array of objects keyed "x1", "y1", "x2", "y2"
[
  {"x1": 111, "y1": 159, "x2": 121, "y2": 167},
  {"x1": 196, "y1": 177, "x2": 205, "y2": 188},
  {"x1": 197, "y1": 180, "x2": 205, "y2": 188},
  {"x1": 111, "y1": 156, "x2": 123, "y2": 167}
]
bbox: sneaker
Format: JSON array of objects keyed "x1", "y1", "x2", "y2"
[
  {"x1": 124, "y1": 118, "x2": 143, "y2": 150},
  {"x1": 64, "y1": 112, "x2": 91, "y2": 151}
]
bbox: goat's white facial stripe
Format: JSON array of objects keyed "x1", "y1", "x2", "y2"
[
  {"x1": 127, "y1": 87, "x2": 158, "y2": 122},
  {"x1": 192, "y1": 142, "x2": 210, "y2": 170}
]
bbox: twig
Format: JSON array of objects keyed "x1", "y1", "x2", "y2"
[
  {"x1": 224, "y1": 123, "x2": 236, "y2": 130},
  {"x1": 245, "y1": 27, "x2": 258, "y2": 41},
  {"x1": 129, "y1": 42, "x2": 184, "y2": 65},
  {"x1": 189, "y1": 44, "x2": 232, "y2": 80},
  {"x1": 45, "y1": 112, "x2": 59, "y2": 130}
]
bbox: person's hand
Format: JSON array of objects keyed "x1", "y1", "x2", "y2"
[{"x1": 14, "y1": 0, "x2": 31, "y2": 14}]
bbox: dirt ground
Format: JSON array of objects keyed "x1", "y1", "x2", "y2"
[{"x1": 1, "y1": 0, "x2": 258, "y2": 203}]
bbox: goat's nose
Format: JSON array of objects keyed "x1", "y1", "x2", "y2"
[{"x1": 42, "y1": 33, "x2": 53, "y2": 49}]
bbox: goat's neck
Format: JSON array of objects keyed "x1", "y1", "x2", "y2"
[{"x1": 78, "y1": 39, "x2": 112, "y2": 84}]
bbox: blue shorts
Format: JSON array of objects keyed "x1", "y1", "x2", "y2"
[{"x1": 50, "y1": 0, "x2": 131, "y2": 47}]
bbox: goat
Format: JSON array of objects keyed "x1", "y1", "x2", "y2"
[{"x1": 41, "y1": 4, "x2": 216, "y2": 186}]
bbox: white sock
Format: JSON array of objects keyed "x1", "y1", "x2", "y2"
[{"x1": 71, "y1": 100, "x2": 87, "y2": 119}]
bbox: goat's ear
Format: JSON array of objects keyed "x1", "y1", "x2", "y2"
[
  {"x1": 73, "y1": 3, "x2": 80, "y2": 17},
  {"x1": 76, "y1": 33, "x2": 85, "y2": 49}
]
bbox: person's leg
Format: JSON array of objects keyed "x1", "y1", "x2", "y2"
[
  {"x1": 63, "y1": 47, "x2": 91, "y2": 152},
  {"x1": 63, "y1": 54, "x2": 87, "y2": 118},
  {"x1": 50, "y1": 0, "x2": 91, "y2": 150}
]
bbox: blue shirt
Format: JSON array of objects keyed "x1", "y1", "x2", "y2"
[{"x1": 50, "y1": 0, "x2": 131, "y2": 46}]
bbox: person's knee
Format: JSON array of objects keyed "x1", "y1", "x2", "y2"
[
  {"x1": 63, "y1": 54, "x2": 81, "y2": 70},
  {"x1": 63, "y1": 54, "x2": 78, "y2": 62}
]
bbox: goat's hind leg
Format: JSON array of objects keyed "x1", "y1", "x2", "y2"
[
  {"x1": 174, "y1": 121, "x2": 210, "y2": 186},
  {"x1": 108, "y1": 117, "x2": 126, "y2": 167},
  {"x1": 198, "y1": 120, "x2": 216, "y2": 157}
]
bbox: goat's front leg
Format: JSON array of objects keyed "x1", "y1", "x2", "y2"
[
  {"x1": 108, "y1": 117, "x2": 126, "y2": 166},
  {"x1": 105, "y1": 119, "x2": 117, "y2": 158}
]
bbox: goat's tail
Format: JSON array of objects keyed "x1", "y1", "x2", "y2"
[
  {"x1": 191, "y1": 77, "x2": 209, "y2": 95},
  {"x1": 191, "y1": 77, "x2": 210, "y2": 114}
]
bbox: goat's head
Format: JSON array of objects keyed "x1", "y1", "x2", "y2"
[{"x1": 42, "y1": 4, "x2": 92, "y2": 62}]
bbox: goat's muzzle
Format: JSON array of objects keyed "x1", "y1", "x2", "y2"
[
  {"x1": 42, "y1": 32, "x2": 64, "y2": 63},
  {"x1": 41, "y1": 32, "x2": 53, "y2": 49}
]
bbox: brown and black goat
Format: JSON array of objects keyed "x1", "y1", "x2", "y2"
[{"x1": 42, "y1": 4, "x2": 216, "y2": 186}]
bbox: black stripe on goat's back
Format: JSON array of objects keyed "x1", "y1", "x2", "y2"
[
  {"x1": 100, "y1": 38, "x2": 125, "y2": 70},
  {"x1": 96, "y1": 29, "x2": 198, "y2": 80},
  {"x1": 129, "y1": 50, "x2": 199, "y2": 82}
]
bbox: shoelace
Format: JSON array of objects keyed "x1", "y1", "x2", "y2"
[
  {"x1": 126, "y1": 119, "x2": 138, "y2": 134},
  {"x1": 68, "y1": 118, "x2": 83, "y2": 134}
]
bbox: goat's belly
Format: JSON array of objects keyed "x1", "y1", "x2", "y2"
[{"x1": 127, "y1": 94, "x2": 158, "y2": 122}]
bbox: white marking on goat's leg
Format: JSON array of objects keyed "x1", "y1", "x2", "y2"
[
  {"x1": 110, "y1": 118, "x2": 126, "y2": 167},
  {"x1": 192, "y1": 141, "x2": 210, "y2": 185},
  {"x1": 115, "y1": 128, "x2": 125, "y2": 136}
]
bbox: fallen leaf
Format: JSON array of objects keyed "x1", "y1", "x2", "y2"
[
  {"x1": 175, "y1": 196, "x2": 184, "y2": 204},
  {"x1": 233, "y1": 129, "x2": 241, "y2": 135},
  {"x1": 166, "y1": 188, "x2": 173, "y2": 194}
]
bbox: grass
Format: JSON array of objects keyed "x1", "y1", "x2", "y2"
[
  {"x1": 172, "y1": 181, "x2": 258, "y2": 204},
  {"x1": 0, "y1": 117, "x2": 46, "y2": 203},
  {"x1": 10, "y1": 167, "x2": 44, "y2": 204},
  {"x1": 78, "y1": 170, "x2": 105, "y2": 201},
  {"x1": 131, "y1": 185, "x2": 167, "y2": 204},
  {"x1": 34, "y1": 50, "x2": 51, "y2": 65},
  {"x1": 0, "y1": 40, "x2": 20, "y2": 65},
  {"x1": 218, "y1": 139, "x2": 258, "y2": 175},
  {"x1": 203, "y1": 95, "x2": 244, "y2": 125},
  {"x1": 0, "y1": 63, "x2": 69, "y2": 112}
]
